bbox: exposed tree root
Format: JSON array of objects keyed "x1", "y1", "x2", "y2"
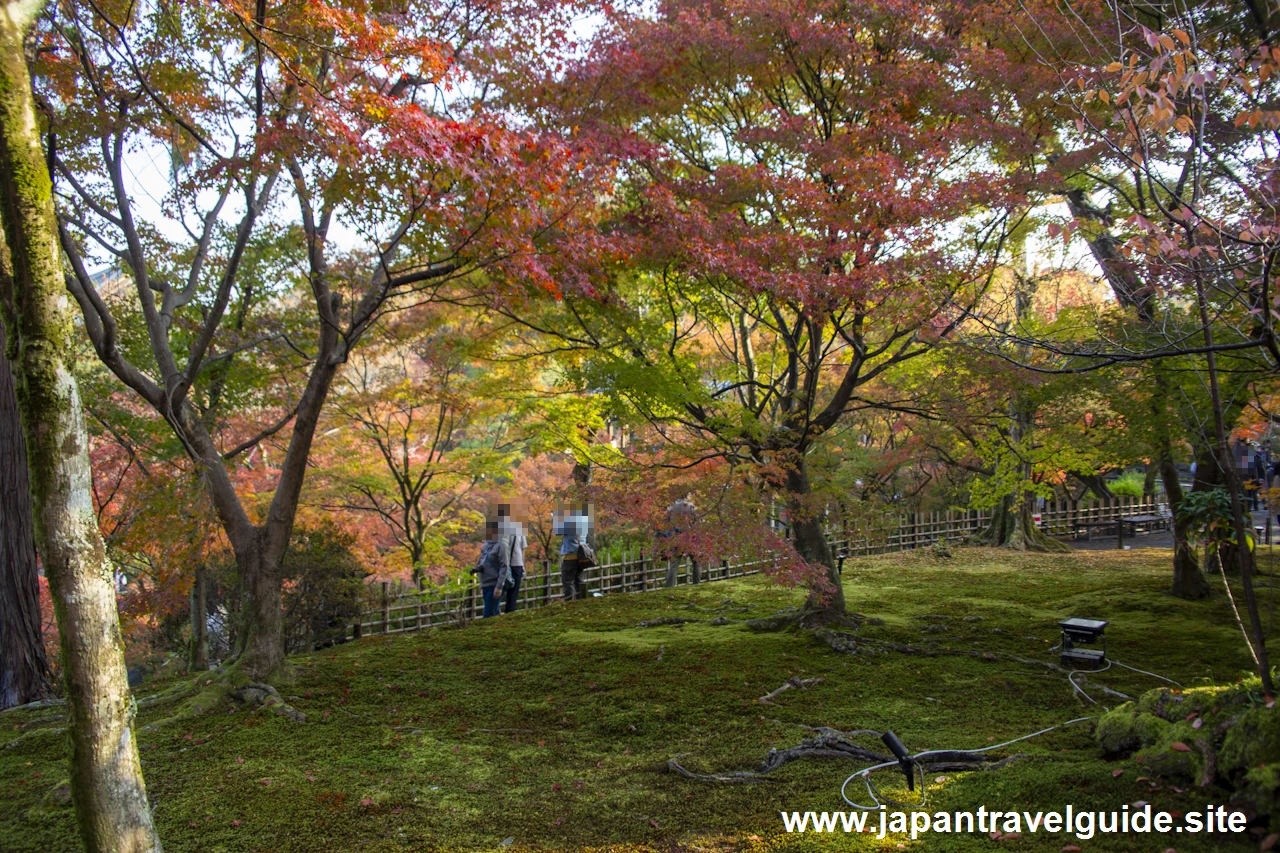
[
  {"x1": 970, "y1": 498, "x2": 1071, "y2": 553},
  {"x1": 748, "y1": 604, "x2": 872, "y2": 633},
  {"x1": 666, "y1": 756, "x2": 770, "y2": 784},
  {"x1": 667, "y1": 728, "x2": 1020, "y2": 784},
  {"x1": 757, "y1": 676, "x2": 823, "y2": 705},
  {"x1": 3, "y1": 726, "x2": 65, "y2": 751},
  {"x1": 818, "y1": 635, "x2": 1133, "y2": 701},
  {"x1": 637, "y1": 617, "x2": 702, "y2": 628},
  {"x1": 140, "y1": 662, "x2": 304, "y2": 730},
  {"x1": 0, "y1": 698, "x2": 65, "y2": 715},
  {"x1": 233, "y1": 683, "x2": 306, "y2": 722}
]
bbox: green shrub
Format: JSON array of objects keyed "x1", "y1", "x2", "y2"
[{"x1": 1109, "y1": 471, "x2": 1147, "y2": 498}]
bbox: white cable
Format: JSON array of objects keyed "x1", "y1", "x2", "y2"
[
  {"x1": 837, "y1": 656, "x2": 1182, "y2": 809},
  {"x1": 839, "y1": 717, "x2": 1096, "y2": 811},
  {"x1": 1067, "y1": 659, "x2": 1112, "y2": 704},
  {"x1": 1110, "y1": 659, "x2": 1182, "y2": 687}
]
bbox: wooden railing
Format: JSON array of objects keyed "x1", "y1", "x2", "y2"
[{"x1": 343, "y1": 496, "x2": 1161, "y2": 641}]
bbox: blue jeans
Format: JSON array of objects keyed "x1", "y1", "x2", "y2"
[
  {"x1": 504, "y1": 566, "x2": 524, "y2": 613},
  {"x1": 481, "y1": 585, "x2": 500, "y2": 618}
]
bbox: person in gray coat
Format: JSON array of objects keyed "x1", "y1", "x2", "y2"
[
  {"x1": 497, "y1": 503, "x2": 527, "y2": 613},
  {"x1": 471, "y1": 519, "x2": 511, "y2": 617}
]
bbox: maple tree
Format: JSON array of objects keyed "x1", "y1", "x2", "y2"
[
  {"x1": 315, "y1": 307, "x2": 525, "y2": 585},
  {"x1": 39, "y1": 0, "x2": 595, "y2": 684},
  {"x1": 499, "y1": 0, "x2": 1055, "y2": 622}
]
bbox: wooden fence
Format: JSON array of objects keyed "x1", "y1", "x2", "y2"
[{"x1": 343, "y1": 496, "x2": 1162, "y2": 641}]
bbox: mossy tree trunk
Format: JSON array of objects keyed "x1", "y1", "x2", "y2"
[
  {"x1": 1156, "y1": 414, "x2": 1209, "y2": 599},
  {"x1": 0, "y1": 321, "x2": 52, "y2": 708},
  {"x1": 188, "y1": 565, "x2": 208, "y2": 671},
  {"x1": 784, "y1": 458, "x2": 847, "y2": 621},
  {"x1": 0, "y1": 3, "x2": 162, "y2": 849}
]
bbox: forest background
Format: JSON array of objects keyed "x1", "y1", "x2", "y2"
[{"x1": 5, "y1": 0, "x2": 1280, "y2": 685}]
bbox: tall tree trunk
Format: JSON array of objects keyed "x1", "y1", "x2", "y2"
[
  {"x1": 1193, "y1": 269, "x2": 1273, "y2": 694},
  {"x1": 1190, "y1": 443, "x2": 1235, "y2": 575},
  {"x1": 1149, "y1": 374, "x2": 1210, "y2": 599},
  {"x1": 189, "y1": 565, "x2": 208, "y2": 671},
  {"x1": 784, "y1": 458, "x2": 846, "y2": 620},
  {"x1": 234, "y1": 539, "x2": 284, "y2": 680},
  {"x1": 1066, "y1": 188, "x2": 1210, "y2": 596},
  {"x1": 0, "y1": 5, "x2": 162, "y2": 849},
  {"x1": 0, "y1": 321, "x2": 52, "y2": 708},
  {"x1": 1160, "y1": 450, "x2": 1208, "y2": 599}
]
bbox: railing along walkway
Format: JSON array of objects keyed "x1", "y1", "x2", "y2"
[{"x1": 345, "y1": 496, "x2": 1160, "y2": 641}]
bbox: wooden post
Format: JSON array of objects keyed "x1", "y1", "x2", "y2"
[
  {"x1": 543, "y1": 559, "x2": 551, "y2": 604},
  {"x1": 415, "y1": 577, "x2": 423, "y2": 630},
  {"x1": 381, "y1": 581, "x2": 390, "y2": 633},
  {"x1": 638, "y1": 549, "x2": 647, "y2": 591}
]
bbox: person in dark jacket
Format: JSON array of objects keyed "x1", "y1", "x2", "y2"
[{"x1": 471, "y1": 519, "x2": 511, "y2": 618}]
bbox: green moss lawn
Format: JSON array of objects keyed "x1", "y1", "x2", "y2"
[{"x1": 1, "y1": 546, "x2": 1271, "y2": 852}]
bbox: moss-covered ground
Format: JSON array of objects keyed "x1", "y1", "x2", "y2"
[{"x1": 1, "y1": 546, "x2": 1272, "y2": 852}]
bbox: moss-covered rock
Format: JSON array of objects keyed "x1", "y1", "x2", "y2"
[
  {"x1": 1095, "y1": 702, "x2": 1169, "y2": 754},
  {"x1": 1136, "y1": 741, "x2": 1200, "y2": 779},
  {"x1": 1220, "y1": 704, "x2": 1280, "y2": 771},
  {"x1": 1240, "y1": 763, "x2": 1280, "y2": 829}
]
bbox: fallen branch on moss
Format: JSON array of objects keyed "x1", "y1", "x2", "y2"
[{"x1": 757, "y1": 676, "x2": 823, "y2": 705}]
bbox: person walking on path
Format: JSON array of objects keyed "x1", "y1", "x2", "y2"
[
  {"x1": 472, "y1": 519, "x2": 512, "y2": 618},
  {"x1": 498, "y1": 503, "x2": 527, "y2": 613},
  {"x1": 554, "y1": 503, "x2": 592, "y2": 600}
]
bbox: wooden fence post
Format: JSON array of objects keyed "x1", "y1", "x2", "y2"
[{"x1": 381, "y1": 581, "x2": 390, "y2": 633}]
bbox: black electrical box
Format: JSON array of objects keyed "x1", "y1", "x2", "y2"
[{"x1": 1058, "y1": 617, "x2": 1108, "y2": 669}]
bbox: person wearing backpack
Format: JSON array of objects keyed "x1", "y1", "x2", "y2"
[
  {"x1": 471, "y1": 518, "x2": 511, "y2": 618},
  {"x1": 553, "y1": 502, "x2": 593, "y2": 601}
]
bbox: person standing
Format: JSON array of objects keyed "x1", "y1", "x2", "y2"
[
  {"x1": 471, "y1": 519, "x2": 511, "y2": 618},
  {"x1": 554, "y1": 503, "x2": 591, "y2": 601},
  {"x1": 498, "y1": 503, "x2": 527, "y2": 613},
  {"x1": 659, "y1": 497, "x2": 697, "y2": 587}
]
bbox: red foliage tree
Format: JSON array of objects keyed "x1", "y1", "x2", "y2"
[
  {"x1": 510, "y1": 0, "x2": 1053, "y2": 621},
  {"x1": 42, "y1": 0, "x2": 598, "y2": 680}
]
